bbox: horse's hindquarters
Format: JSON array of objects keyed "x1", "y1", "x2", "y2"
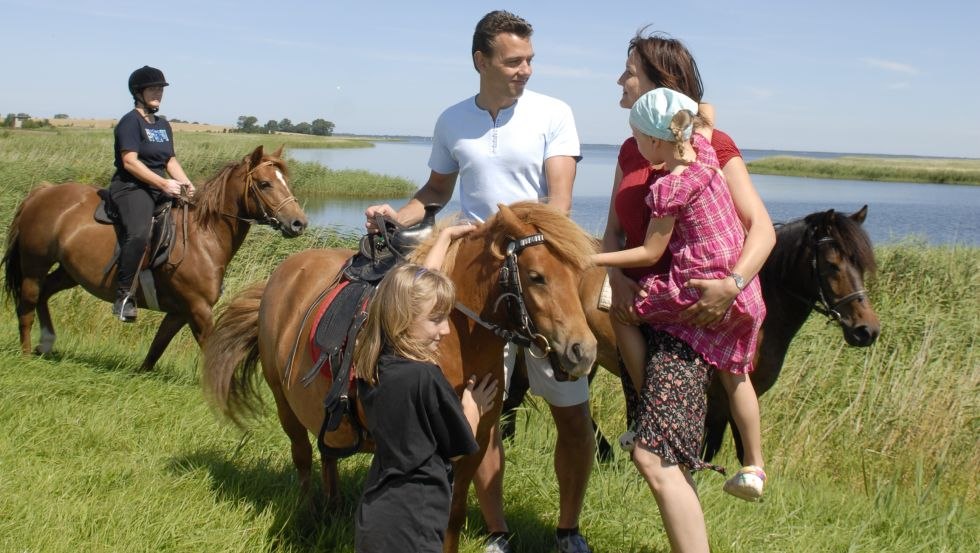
[
  {"x1": 257, "y1": 248, "x2": 356, "y2": 435},
  {"x1": 14, "y1": 183, "x2": 118, "y2": 301}
]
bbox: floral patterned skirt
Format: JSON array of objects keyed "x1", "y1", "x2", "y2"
[{"x1": 622, "y1": 328, "x2": 725, "y2": 474}]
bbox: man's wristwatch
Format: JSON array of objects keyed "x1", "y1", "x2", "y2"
[{"x1": 729, "y1": 272, "x2": 746, "y2": 292}]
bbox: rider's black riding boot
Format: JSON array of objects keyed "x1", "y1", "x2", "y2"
[{"x1": 112, "y1": 290, "x2": 137, "y2": 322}]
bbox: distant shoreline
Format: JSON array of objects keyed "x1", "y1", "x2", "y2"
[{"x1": 28, "y1": 123, "x2": 980, "y2": 185}]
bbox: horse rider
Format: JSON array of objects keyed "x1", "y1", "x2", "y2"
[{"x1": 108, "y1": 65, "x2": 194, "y2": 321}]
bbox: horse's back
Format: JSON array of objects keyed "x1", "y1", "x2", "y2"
[
  {"x1": 580, "y1": 266, "x2": 620, "y2": 377},
  {"x1": 258, "y1": 247, "x2": 355, "y2": 432}
]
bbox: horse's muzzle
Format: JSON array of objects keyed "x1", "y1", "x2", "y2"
[
  {"x1": 278, "y1": 216, "x2": 308, "y2": 237},
  {"x1": 552, "y1": 338, "x2": 597, "y2": 382}
]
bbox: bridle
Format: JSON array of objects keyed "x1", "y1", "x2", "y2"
[
  {"x1": 452, "y1": 233, "x2": 553, "y2": 359},
  {"x1": 225, "y1": 159, "x2": 299, "y2": 230},
  {"x1": 791, "y1": 234, "x2": 868, "y2": 324}
]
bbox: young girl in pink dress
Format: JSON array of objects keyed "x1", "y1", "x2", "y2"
[{"x1": 592, "y1": 87, "x2": 768, "y2": 501}]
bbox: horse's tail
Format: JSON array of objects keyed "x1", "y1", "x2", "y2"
[
  {"x1": 2, "y1": 184, "x2": 51, "y2": 304},
  {"x1": 202, "y1": 280, "x2": 268, "y2": 427}
]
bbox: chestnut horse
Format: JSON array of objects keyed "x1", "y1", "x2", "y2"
[
  {"x1": 523, "y1": 205, "x2": 878, "y2": 461},
  {"x1": 203, "y1": 202, "x2": 597, "y2": 553},
  {"x1": 2, "y1": 145, "x2": 307, "y2": 370}
]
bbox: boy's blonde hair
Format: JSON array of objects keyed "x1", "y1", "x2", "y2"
[{"x1": 353, "y1": 263, "x2": 456, "y2": 385}]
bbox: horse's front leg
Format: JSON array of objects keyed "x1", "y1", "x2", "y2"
[
  {"x1": 185, "y1": 302, "x2": 215, "y2": 346},
  {"x1": 446, "y1": 406, "x2": 499, "y2": 553},
  {"x1": 140, "y1": 312, "x2": 188, "y2": 371}
]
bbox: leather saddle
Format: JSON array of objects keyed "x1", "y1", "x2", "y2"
[
  {"x1": 95, "y1": 188, "x2": 177, "y2": 273},
  {"x1": 342, "y1": 203, "x2": 444, "y2": 284}
]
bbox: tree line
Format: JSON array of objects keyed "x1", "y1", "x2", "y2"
[{"x1": 236, "y1": 115, "x2": 335, "y2": 136}]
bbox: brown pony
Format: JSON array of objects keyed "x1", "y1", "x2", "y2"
[
  {"x1": 203, "y1": 202, "x2": 597, "y2": 553},
  {"x1": 567, "y1": 205, "x2": 880, "y2": 461},
  {"x1": 2, "y1": 145, "x2": 307, "y2": 370}
]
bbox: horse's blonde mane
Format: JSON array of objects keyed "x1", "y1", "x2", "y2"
[
  {"x1": 408, "y1": 202, "x2": 597, "y2": 271},
  {"x1": 498, "y1": 201, "x2": 597, "y2": 270}
]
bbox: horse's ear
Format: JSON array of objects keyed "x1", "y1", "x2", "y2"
[
  {"x1": 271, "y1": 145, "x2": 285, "y2": 159},
  {"x1": 850, "y1": 205, "x2": 868, "y2": 225},
  {"x1": 495, "y1": 203, "x2": 522, "y2": 234},
  {"x1": 248, "y1": 145, "x2": 265, "y2": 168}
]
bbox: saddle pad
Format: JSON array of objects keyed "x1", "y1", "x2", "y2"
[{"x1": 309, "y1": 280, "x2": 372, "y2": 380}]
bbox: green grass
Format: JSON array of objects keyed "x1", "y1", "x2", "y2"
[
  {"x1": 747, "y1": 155, "x2": 980, "y2": 185},
  {"x1": 1, "y1": 129, "x2": 977, "y2": 551},
  {"x1": 0, "y1": 128, "x2": 417, "y2": 209}
]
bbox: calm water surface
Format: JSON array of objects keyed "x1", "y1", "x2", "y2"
[{"x1": 290, "y1": 141, "x2": 980, "y2": 245}]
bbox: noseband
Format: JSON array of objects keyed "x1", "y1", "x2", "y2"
[
  {"x1": 237, "y1": 160, "x2": 299, "y2": 230},
  {"x1": 453, "y1": 233, "x2": 552, "y2": 359},
  {"x1": 808, "y1": 235, "x2": 868, "y2": 323}
]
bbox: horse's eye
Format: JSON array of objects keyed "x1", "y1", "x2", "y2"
[
  {"x1": 258, "y1": 180, "x2": 272, "y2": 189},
  {"x1": 527, "y1": 271, "x2": 546, "y2": 285}
]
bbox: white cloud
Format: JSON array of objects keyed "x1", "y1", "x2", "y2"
[{"x1": 861, "y1": 57, "x2": 919, "y2": 75}]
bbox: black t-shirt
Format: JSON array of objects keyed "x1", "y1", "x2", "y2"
[
  {"x1": 354, "y1": 354, "x2": 478, "y2": 552},
  {"x1": 113, "y1": 109, "x2": 175, "y2": 182}
]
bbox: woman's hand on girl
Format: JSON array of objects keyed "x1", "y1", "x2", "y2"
[
  {"x1": 608, "y1": 269, "x2": 643, "y2": 325},
  {"x1": 679, "y1": 277, "x2": 738, "y2": 327}
]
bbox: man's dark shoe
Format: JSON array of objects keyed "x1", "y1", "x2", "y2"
[
  {"x1": 112, "y1": 295, "x2": 137, "y2": 322},
  {"x1": 556, "y1": 531, "x2": 592, "y2": 553}
]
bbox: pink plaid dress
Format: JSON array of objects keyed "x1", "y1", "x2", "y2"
[{"x1": 634, "y1": 134, "x2": 765, "y2": 375}]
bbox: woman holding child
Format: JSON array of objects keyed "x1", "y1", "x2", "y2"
[{"x1": 596, "y1": 29, "x2": 776, "y2": 552}]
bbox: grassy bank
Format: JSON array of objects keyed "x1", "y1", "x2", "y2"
[
  {"x1": 0, "y1": 128, "x2": 417, "y2": 209},
  {"x1": 747, "y1": 155, "x2": 980, "y2": 185},
  {"x1": 1, "y1": 130, "x2": 977, "y2": 551},
  {"x1": 1, "y1": 211, "x2": 976, "y2": 549}
]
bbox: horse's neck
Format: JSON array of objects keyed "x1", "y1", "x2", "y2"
[
  {"x1": 183, "y1": 185, "x2": 252, "y2": 265},
  {"x1": 760, "y1": 258, "x2": 816, "y2": 356},
  {"x1": 447, "y1": 241, "x2": 497, "y2": 314}
]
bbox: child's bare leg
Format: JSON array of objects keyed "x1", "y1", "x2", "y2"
[
  {"x1": 718, "y1": 371, "x2": 764, "y2": 468},
  {"x1": 612, "y1": 320, "x2": 645, "y2": 391}
]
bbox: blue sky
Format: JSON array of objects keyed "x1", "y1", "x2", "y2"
[{"x1": 3, "y1": 0, "x2": 978, "y2": 157}]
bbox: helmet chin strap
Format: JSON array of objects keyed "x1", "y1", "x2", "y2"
[{"x1": 134, "y1": 93, "x2": 159, "y2": 114}]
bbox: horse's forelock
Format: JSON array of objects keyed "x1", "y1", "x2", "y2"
[
  {"x1": 262, "y1": 155, "x2": 289, "y2": 178},
  {"x1": 499, "y1": 202, "x2": 597, "y2": 270},
  {"x1": 829, "y1": 213, "x2": 877, "y2": 275}
]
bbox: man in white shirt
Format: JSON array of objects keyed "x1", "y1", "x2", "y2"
[{"x1": 365, "y1": 10, "x2": 593, "y2": 553}]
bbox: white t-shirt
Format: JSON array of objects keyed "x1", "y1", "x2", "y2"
[{"x1": 428, "y1": 89, "x2": 580, "y2": 222}]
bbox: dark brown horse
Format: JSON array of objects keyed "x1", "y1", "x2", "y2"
[
  {"x1": 506, "y1": 206, "x2": 880, "y2": 461},
  {"x1": 2, "y1": 145, "x2": 307, "y2": 370},
  {"x1": 202, "y1": 202, "x2": 597, "y2": 553}
]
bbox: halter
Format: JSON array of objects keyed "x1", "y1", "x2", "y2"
[
  {"x1": 453, "y1": 233, "x2": 553, "y2": 359},
  {"x1": 225, "y1": 160, "x2": 299, "y2": 230},
  {"x1": 796, "y1": 234, "x2": 868, "y2": 324}
]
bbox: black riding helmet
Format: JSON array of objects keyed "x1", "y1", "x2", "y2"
[{"x1": 128, "y1": 65, "x2": 169, "y2": 112}]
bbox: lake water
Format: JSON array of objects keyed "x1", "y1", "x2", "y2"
[{"x1": 290, "y1": 140, "x2": 980, "y2": 245}]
